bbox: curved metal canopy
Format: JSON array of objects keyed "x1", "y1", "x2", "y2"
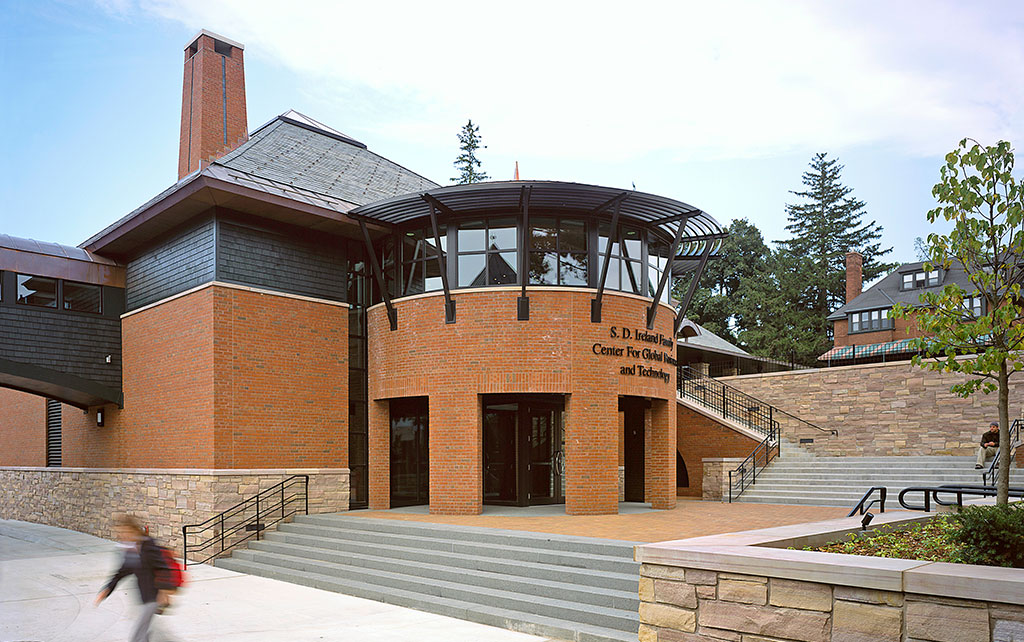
[{"x1": 348, "y1": 180, "x2": 726, "y2": 273}]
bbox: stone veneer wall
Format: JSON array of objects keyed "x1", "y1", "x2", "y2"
[
  {"x1": 638, "y1": 564, "x2": 1024, "y2": 642},
  {"x1": 0, "y1": 467, "x2": 349, "y2": 561},
  {"x1": 700, "y1": 458, "x2": 743, "y2": 501},
  {"x1": 721, "y1": 359, "x2": 1024, "y2": 457}
]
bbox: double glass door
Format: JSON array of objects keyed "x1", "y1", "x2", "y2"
[{"x1": 483, "y1": 396, "x2": 565, "y2": 506}]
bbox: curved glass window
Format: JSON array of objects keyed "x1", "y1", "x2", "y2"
[
  {"x1": 400, "y1": 227, "x2": 444, "y2": 296},
  {"x1": 457, "y1": 219, "x2": 518, "y2": 287},
  {"x1": 647, "y1": 232, "x2": 671, "y2": 304},
  {"x1": 598, "y1": 223, "x2": 643, "y2": 294},
  {"x1": 528, "y1": 218, "x2": 588, "y2": 286}
]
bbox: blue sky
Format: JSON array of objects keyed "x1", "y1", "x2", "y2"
[{"x1": 2, "y1": 1, "x2": 1023, "y2": 264}]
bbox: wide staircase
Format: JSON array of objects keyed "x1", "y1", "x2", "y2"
[
  {"x1": 216, "y1": 515, "x2": 640, "y2": 642},
  {"x1": 734, "y1": 453, "x2": 1015, "y2": 507}
]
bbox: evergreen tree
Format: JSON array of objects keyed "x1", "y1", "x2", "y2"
[
  {"x1": 774, "y1": 153, "x2": 895, "y2": 362},
  {"x1": 451, "y1": 119, "x2": 490, "y2": 184},
  {"x1": 683, "y1": 219, "x2": 771, "y2": 349}
]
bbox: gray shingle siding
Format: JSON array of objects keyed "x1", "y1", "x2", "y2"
[
  {"x1": 216, "y1": 220, "x2": 346, "y2": 302},
  {"x1": 0, "y1": 306, "x2": 121, "y2": 390},
  {"x1": 126, "y1": 217, "x2": 216, "y2": 311}
]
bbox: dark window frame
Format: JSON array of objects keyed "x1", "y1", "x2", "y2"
[
  {"x1": 848, "y1": 308, "x2": 894, "y2": 334},
  {"x1": 62, "y1": 280, "x2": 103, "y2": 315},
  {"x1": 16, "y1": 274, "x2": 58, "y2": 309}
]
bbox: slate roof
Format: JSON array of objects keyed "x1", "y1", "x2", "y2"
[
  {"x1": 826, "y1": 260, "x2": 975, "y2": 321},
  {"x1": 81, "y1": 111, "x2": 438, "y2": 250},
  {"x1": 678, "y1": 322, "x2": 751, "y2": 357},
  {"x1": 215, "y1": 112, "x2": 438, "y2": 207}
]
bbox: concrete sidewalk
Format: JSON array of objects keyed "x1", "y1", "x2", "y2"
[{"x1": 0, "y1": 520, "x2": 552, "y2": 642}]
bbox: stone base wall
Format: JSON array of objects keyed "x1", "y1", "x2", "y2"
[
  {"x1": 0, "y1": 467, "x2": 349, "y2": 561},
  {"x1": 639, "y1": 564, "x2": 1024, "y2": 642},
  {"x1": 700, "y1": 458, "x2": 744, "y2": 501},
  {"x1": 721, "y1": 359, "x2": 1024, "y2": 457}
]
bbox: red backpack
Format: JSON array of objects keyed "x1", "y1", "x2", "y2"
[{"x1": 156, "y1": 546, "x2": 186, "y2": 591}]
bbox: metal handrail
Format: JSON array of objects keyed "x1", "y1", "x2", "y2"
[
  {"x1": 897, "y1": 484, "x2": 1024, "y2": 512},
  {"x1": 982, "y1": 418, "x2": 1022, "y2": 486},
  {"x1": 182, "y1": 474, "x2": 309, "y2": 567},
  {"x1": 728, "y1": 427, "x2": 780, "y2": 502},
  {"x1": 677, "y1": 366, "x2": 835, "y2": 437},
  {"x1": 848, "y1": 486, "x2": 887, "y2": 517}
]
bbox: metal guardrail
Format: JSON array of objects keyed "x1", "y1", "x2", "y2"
[
  {"x1": 182, "y1": 474, "x2": 309, "y2": 567},
  {"x1": 728, "y1": 427, "x2": 780, "y2": 503},
  {"x1": 897, "y1": 484, "x2": 1024, "y2": 512},
  {"x1": 848, "y1": 486, "x2": 887, "y2": 518},
  {"x1": 982, "y1": 418, "x2": 1022, "y2": 486},
  {"x1": 678, "y1": 366, "x2": 835, "y2": 502}
]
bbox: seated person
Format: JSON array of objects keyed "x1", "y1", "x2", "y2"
[{"x1": 975, "y1": 421, "x2": 1000, "y2": 469}]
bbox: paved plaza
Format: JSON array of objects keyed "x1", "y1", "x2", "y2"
[
  {"x1": 359, "y1": 499, "x2": 850, "y2": 542},
  {"x1": 0, "y1": 520, "x2": 551, "y2": 642}
]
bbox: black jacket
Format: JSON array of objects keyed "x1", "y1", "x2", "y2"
[
  {"x1": 981, "y1": 429, "x2": 1000, "y2": 447},
  {"x1": 103, "y1": 536, "x2": 171, "y2": 603}
]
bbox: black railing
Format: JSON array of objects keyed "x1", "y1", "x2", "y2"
[
  {"x1": 848, "y1": 486, "x2": 887, "y2": 517},
  {"x1": 678, "y1": 366, "x2": 779, "y2": 438},
  {"x1": 897, "y1": 484, "x2": 1024, "y2": 512},
  {"x1": 982, "y1": 418, "x2": 1022, "y2": 486},
  {"x1": 678, "y1": 366, "x2": 836, "y2": 439},
  {"x1": 182, "y1": 474, "x2": 309, "y2": 567},
  {"x1": 728, "y1": 427, "x2": 780, "y2": 502}
]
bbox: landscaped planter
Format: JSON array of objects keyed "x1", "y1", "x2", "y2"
[{"x1": 635, "y1": 511, "x2": 1024, "y2": 642}]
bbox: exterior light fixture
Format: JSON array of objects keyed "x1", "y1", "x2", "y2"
[
  {"x1": 105, "y1": 355, "x2": 112, "y2": 364},
  {"x1": 860, "y1": 512, "x2": 874, "y2": 530},
  {"x1": 96, "y1": 409, "x2": 105, "y2": 427}
]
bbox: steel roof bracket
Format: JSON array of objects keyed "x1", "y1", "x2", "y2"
[
  {"x1": 646, "y1": 219, "x2": 688, "y2": 329},
  {"x1": 518, "y1": 185, "x2": 532, "y2": 320},
  {"x1": 591, "y1": 196, "x2": 627, "y2": 323},
  {"x1": 359, "y1": 219, "x2": 398, "y2": 331},
  {"x1": 673, "y1": 240, "x2": 714, "y2": 335},
  {"x1": 423, "y1": 196, "x2": 456, "y2": 324}
]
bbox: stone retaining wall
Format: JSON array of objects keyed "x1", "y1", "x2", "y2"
[
  {"x1": 0, "y1": 467, "x2": 349, "y2": 561},
  {"x1": 700, "y1": 458, "x2": 743, "y2": 501},
  {"x1": 637, "y1": 512, "x2": 1024, "y2": 642},
  {"x1": 721, "y1": 359, "x2": 1024, "y2": 457}
]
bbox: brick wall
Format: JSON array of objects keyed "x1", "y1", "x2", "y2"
[
  {"x1": 0, "y1": 388, "x2": 45, "y2": 466},
  {"x1": 4, "y1": 282, "x2": 349, "y2": 470},
  {"x1": 676, "y1": 404, "x2": 760, "y2": 497},
  {"x1": 367, "y1": 288, "x2": 678, "y2": 515},
  {"x1": 833, "y1": 314, "x2": 928, "y2": 348},
  {"x1": 722, "y1": 360, "x2": 1024, "y2": 457}
]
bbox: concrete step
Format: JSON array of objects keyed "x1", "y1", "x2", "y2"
[
  {"x1": 217, "y1": 557, "x2": 637, "y2": 642},
  {"x1": 215, "y1": 515, "x2": 642, "y2": 642},
  {"x1": 257, "y1": 531, "x2": 638, "y2": 593},
  {"x1": 244, "y1": 539, "x2": 639, "y2": 610},
  {"x1": 297, "y1": 514, "x2": 637, "y2": 557},
  {"x1": 274, "y1": 522, "x2": 637, "y2": 574}
]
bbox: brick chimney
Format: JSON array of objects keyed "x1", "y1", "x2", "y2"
[
  {"x1": 178, "y1": 30, "x2": 248, "y2": 180},
  {"x1": 845, "y1": 251, "x2": 863, "y2": 303}
]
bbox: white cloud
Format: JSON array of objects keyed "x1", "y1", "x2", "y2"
[{"x1": 116, "y1": 0, "x2": 1024, "y2": 161}]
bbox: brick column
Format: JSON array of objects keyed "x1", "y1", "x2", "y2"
[
  {"x1": 565, "y1": 391, "x2": 618, "y2": 515},
  {"x1": 368, "y1": 399, "x2": 390, "y2": 510},
  {"x1": 648, "y1": 398, "x2": 676, "y2": 509},
  {"x1": 428, "y1": 391, "x2": 482, "y2": 515}
]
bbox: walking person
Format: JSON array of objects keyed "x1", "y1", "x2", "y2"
[
  {"x1": 975, "y1": 421, "x2": 1000, "y2": 469},
  {"x1": 95, "y1": 514, "x2": 173, "y2": 642}
]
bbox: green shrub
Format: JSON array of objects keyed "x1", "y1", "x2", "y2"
[{"x1": 948, "y1": 503, "x2": 1024, "y2": 568}]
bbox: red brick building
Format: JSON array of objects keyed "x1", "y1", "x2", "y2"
[{"x1": 0, "y1": 30, "x2": 734, "y2": 525}]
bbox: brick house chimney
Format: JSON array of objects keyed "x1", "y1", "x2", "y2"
[
  {"x1": 845, "y1": 251, "x2": 863, "y2": 303},
  {"x1": 178, "y1": 30, "x2": 248, "y2": 180}
]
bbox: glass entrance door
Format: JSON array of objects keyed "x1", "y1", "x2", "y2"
[
  {"x1": 390, "y1": 397, "x2": 429, "y2": 508},
  {"x1": 483, "y1": 396, "x2": 564, "y2": 506}
]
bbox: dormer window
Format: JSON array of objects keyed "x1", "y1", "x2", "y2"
[
  {"x1": 849, "y1": 308, "x2": 893, "y2": 333},
  {"x1": 902, "y1": 269, "x2": 940, "y2": 290}
]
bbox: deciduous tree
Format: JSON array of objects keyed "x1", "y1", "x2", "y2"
[{"x1": 892, "y1": 139, "x2": 1024, "y2": 505}]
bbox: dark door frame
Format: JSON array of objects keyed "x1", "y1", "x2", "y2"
[
  {"x1": 389, "y1": 397, "x2": 429, "y2": 508},
  {"x1": 482, "y1": 394, "x2": 565, "y2": 507},
  {"x1": 621, "y1": 396, "x2": 649, "y2": 503}
]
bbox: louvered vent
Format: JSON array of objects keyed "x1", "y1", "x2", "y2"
[{"x1": 46, "y1": 399, "x2": 61, "y2": 467}]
